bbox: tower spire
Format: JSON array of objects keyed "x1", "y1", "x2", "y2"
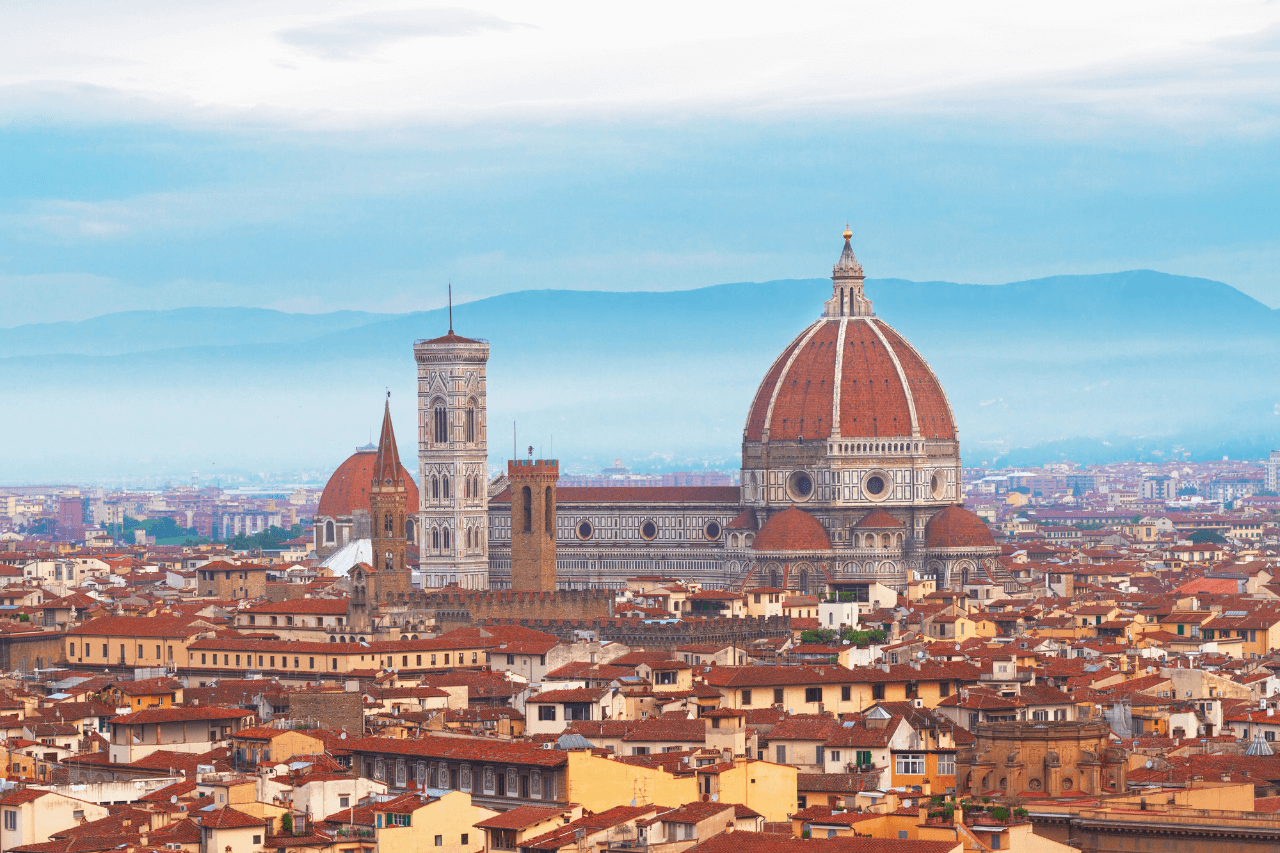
[
  {"x1": 448, "y1": 283, "x2": 453, "y2": 334},
  {"x1": 373, "y1": 395, "x2": 403, "y2": 487}
]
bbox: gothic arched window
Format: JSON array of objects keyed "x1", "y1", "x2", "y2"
[
  {"x1": 521, "y1": 486, "x2": 532, "y2": 532},
  {"x1": 432, "y1": 527, "x2": 440, "y2": 549},
  {"x1": 385, "y1": 551, "x2": 394, "y2": 571},
  {"x1": 432, "y1": 476, "x2": 439, "y2": 500},
  {"x1": 442, "y1": 527, "x2": 450, "y2": 550},
  {"x1": 442, "y1": 475, "x2": 450, "y2": 499},
  {"x1": 384, "y1": 513, "x2": 394, "y2": 534},
  {"x1": 465, "y1": 399, "x2": 476, "y2": 444},
  {"x1": 433, "y1": 403, "x2": 448, "y2": 444},
  {"x1": 406, "y1": 518, "x2": 415, "y2": 543},
  {"x1": 325, "y1": 520, "x2": 335, "y2": 543}
]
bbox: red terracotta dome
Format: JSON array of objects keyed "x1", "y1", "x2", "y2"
[
  {"x1": 925, "y1": 505, "x2": 996, "y2": 549},
  {"x1": 854, "y1": 509, "x2": 903, "y2": 529},
  {"x1": 744, "y1": 317, "x2": 955, "y2": 443},
  {"x1": 752, "y1": 506, "x2": 832, "y2": 552},
  {"x1": 318, "y1": 448, "x2": 420, "y2": 518}
]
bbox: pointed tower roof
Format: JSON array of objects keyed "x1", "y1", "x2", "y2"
[
  {"x1": 372, "y1": 397, "x2": 404, "y2": 489},
  {"x1": 832, "y1": 223, "x2": 864, "y2": 278}
]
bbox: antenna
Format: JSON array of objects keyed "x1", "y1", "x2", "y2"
[
  {"x1": 448, "y1": 283, "x2": 453, "y2": 333},
  {"x1": 514, "y1": 422, "x2": 517, "y2": 462}
]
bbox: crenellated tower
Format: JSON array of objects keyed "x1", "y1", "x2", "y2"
[{"x1": 414, "y1": 316, "x2": 490, "y2": 590}]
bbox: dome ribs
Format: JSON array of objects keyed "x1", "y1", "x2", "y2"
[
  {"x1": 744, "y1": 329, "x2": 809, "y2": 442},
  {"x1": 766, "y1": 321, "x2": 839, "y2": 442},
  {"x1": 837, "y1": 319, "x2": 913, "y2": 438},
  {"x1": 875, "y1": 324, "x2": 957, "y2": 441}
]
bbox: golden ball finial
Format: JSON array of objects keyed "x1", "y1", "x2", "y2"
[{"x1": 842, "y1": 222, "x2": 852, "y2": 241}]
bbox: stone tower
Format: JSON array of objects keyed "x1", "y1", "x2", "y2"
[
  {"x1": 414, "y1": 320, "x2": 490, "y2": 590},
  {"x1": 349, "y1": 398, "x2": 412, "y2": 631},
  {"x1": 508, "y1": 458, "x2": 559, "y2": 592}
]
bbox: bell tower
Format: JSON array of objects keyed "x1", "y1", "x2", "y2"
[
  {"x1": 414, "y1": 307, "x2": 490, "y2": 589},
  {"x1": 369, "y1": 396, "x2": 408, "y2": 576}
]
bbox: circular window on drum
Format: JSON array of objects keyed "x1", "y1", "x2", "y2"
[
  {"x1": 576, "y1": 520, "x2": 593, "y2": 541},
  {"x1": 704, "y1": 521, "x2": 722, "y2": 541},
  {"x1": 640, "y1": 520, "x2": 658, "y2": 541},
  {"x1": 930, "y1": 472, "x2": 945, "y2": 499},
  {"x1": 863, "y1": 470, "x2": 891, "y2": 502},
  {"x1": 786, "y1": 471, "x2": 814, "y2": 502}
]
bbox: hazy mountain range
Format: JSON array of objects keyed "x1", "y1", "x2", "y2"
[{"x1": 2, "y1": 270, "x2": 1278, "y2": 483}]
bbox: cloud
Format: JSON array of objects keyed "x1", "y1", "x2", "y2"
[{"x1": 278, "y1": 7, "x2": 537, "y2": 61}]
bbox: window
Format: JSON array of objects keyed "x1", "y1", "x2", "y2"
[
  {"x1": 938, "y1": 753, "x2": 956, "y2": 775},
  {"x1": 872, "y1": 684, "x2": 885, "y2": 700},
  {"x1": 940, "y1": 681, "x2": 951, "y2": 697},
  {"x1": 339, "y1": 796, "x2": 350, "y2": 808},
  {"x1": 656, "y1": 670, "x2": 677, "y2": 685},
  {"x1": 4, "y1": 810, "x2": 16, "y2": 831},
  {"x1": 991, "y1": 834, "x2": 1001, "y2": 850},
  {"x1": 741, "y1": 689, "x2": 752, "y2": 706},
  {"x1": 434, "y1": 836, "x2": 443, "y2": 847},
  {"x1": 253, "y1": 836, "x2": 262, "y2": 845},
  {"x1": 461, "y1": 834, "x2": 469, "y2": 846},
  {"x1": 773, "y1": 688, "x2": 784, "y2": 705},
  {"x1": 433, "y1": 404, "x2": 447, "y2": 444},
  {"x1": 895, "y1": 754, "x2": 925, "y2": 775},
  {"x1": 776, "y1": 745, "x2": 786, "y2": 763},
  {"x1": 841, "y1": 685, "x2": 851, "y2": 701},
  {"x1": 522, "y1": 487, "x2": 532, "y2": 532},
  {"x1": 855, "y1": 750, "x2": 871, "y2": 767},
  {"x1": 538, "y1": 705, "x2": 557, "y2": 721},
  {"x1": 805, "y1": 687, "x2": 823, "y2": 704}
]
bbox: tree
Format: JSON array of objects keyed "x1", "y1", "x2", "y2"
[{"x1": 1188, "y1": 529, "x2": 1226, "y2": 545}]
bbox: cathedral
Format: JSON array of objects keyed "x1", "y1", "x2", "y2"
[{"x1": 315, "y1": 228, "x2": 1000, "y2": 595}]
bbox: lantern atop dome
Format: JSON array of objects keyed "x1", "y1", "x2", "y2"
[{"x1": 825, "y1": 225, "x2": 872, "y2": 318}]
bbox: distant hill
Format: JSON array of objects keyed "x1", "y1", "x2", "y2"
[{"x1": 1, "y1": 270, "x2": 1277, "y2": 481}]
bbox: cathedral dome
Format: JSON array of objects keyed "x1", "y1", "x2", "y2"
[
  {"x1": 752, "y1": 506, "x2": 832, "y2": 552},
  {"x1": 318, "y1": 447, "x2": 420, "y2": 518},
  {"x1": 925, "y1": 505, "x2": 996, "y2": 549},
  {"x1": 744, "y1": 316, "x2": 955, "y2": 443}
]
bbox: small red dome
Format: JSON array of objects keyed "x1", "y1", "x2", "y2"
[
  {"x1": 854, "y1": 509, "x2": 903, "y2": 529},
  {"x1": 752, "y1": 506, "x2": 832, "y2": 552},
  {"x1": 925, "y1": 505, "x2": 996, "y2": 549},
  {"x1": 744, "y1": 317, "x2": 955, "y2": 442},
  {"x1": 318, "y1": 449, "x2": 419, "y2": 518}
]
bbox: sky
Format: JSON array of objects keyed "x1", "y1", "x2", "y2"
[{"x1": 1, "y1": 1, "x2": 1280, "y2": 327}]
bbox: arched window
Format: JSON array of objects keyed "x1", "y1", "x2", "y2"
[
  {"x1": 324, "y1": 520, "x2": 335, "y2": 543},
  {"x1": 442, "y1": 475, "x2": 450, "y2": 499},
  {"x1": 432, "y1": 476, "x2": 439, "y2": 500},
  {"x1": 465, "y1": 400, "x2": 476, "y2": 444},
  {"x1": 466, "y1": 528, "x2": 473, "y2": 549},
  {"x1": 406, "y1": 518, "x2": 415, "y2": 543},
  {"x1": 432, "y1": 527, "x2": 440, "y2": 549},
  {"x1": 442, "y1": 528, "x2": 450, "y2": 550},
  {"x1": 545, "y1": 486, "x2": 554, "y2": 535},
  {"x1": 433, "y1": 403, "x2": 448, "y2": 444},
  {"x1": 384, "y1": 513, "x2": 394, "y2": 534},
  {"x1": 385, "y1": 550, "x2": 394, "y2": 572},
  {"x1": 522, "y1": 486, "x2": 532, "y2": 532}
]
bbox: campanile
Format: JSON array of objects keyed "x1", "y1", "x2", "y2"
[{"x1": 508, "y1": 457, "x2": 559, "y2": 593}]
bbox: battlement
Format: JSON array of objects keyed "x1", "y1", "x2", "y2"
[
  {"x1": 475, "y1": 614, "x2": 792, "y2": 647},
  {"x1": 508, "y1": 459, "x2": 560, "y2": 478}
]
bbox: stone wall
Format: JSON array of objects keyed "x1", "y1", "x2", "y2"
[{"x1": 289, "y1": 688, "x2": 364, "y2": 735}]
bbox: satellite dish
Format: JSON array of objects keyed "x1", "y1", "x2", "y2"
[
  {"x1": 1145, "y1": 759, "x2": 1153, "y2": 769},
  {"x1": 171, "y1": 795, "x2": 178, "y2": 804},
  {"x1": 711, "y1": 794, "x2": 718, "y2": 802},
  {"x1": 340, "y1": 732, "x2": 347, "y2": 740},
  {"x1": 630, "y1": 799, "x2": 637, "y2": 807}
]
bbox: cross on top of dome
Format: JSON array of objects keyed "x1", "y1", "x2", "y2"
[{"x1": 825, "y1": 224, "x2": 872, "y2": 318}]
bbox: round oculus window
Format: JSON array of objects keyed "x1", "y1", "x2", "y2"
[
  {"x1": 576, "y1": 520, "x2": 593, "y2": 540},
  {"x1": 704, "y1": 521, "x2": 722, "y2": 540},
  {"x1": 865, "y1": 475, "x2": 886, "y2": 496},
  {"x1": 786, "y1": 471, "x2": 814, "y2": 502},
  {"x1": 640, "y1": 520, "x2": 658, "y2": 541}
]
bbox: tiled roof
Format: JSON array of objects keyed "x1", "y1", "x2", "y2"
[
  {"x1": 111, "y1": 706, "x2": 255, "y2": 725},
  {"x1": 68, "y1": 615, "x2": 203, "y2": 638},
  {"x1": 621, "y1": 717, "x2": 707, "y2": 743},
  {"x1": 701, "y1": 665, "x2": 857, "y2": 688},
  {"x1": 344, "y1": 735, "x2": 568, "y2": 767},
  {"x1": 768, "y1": 714, "x2": 841, "y2": 742},
  {"x1": 925, "y1": 505, "x2": 996, "y2": 549},
  {"x1": 198, "y1": 807, "x2": 265, "y2": 830},
  {"x1": 475, "y1": 805, "x2": 569, "y2": 830},
  {"x1": 492, "y1": 487, "x2": 740, "y2": 504},
  {"x1": 685, "y1": 830, "x2": 957, "y2": 853},
  {"x1": 529, "y1": 688, "x2": 609, "y2": 704},
  {"x1": 317, "y1": 449, "x2": 418, "y2": 518},
  {"x1": 242, "y1": 599, "x2": 348, "y2": 615}
]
